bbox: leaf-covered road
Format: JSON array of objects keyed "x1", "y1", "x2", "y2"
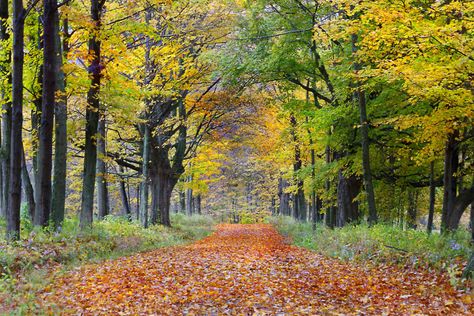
[{"x1": 41, "y1": 224, "x2": 472, "y2": 314}]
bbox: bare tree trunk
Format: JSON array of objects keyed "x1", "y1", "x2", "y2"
[
  {"x1": 96, "y1": 116, "x2": 109, "y2": 219},
  {"x1": 324, "y1": 144, "x2": 335, "y2": 229},
  {"x1": 157, "y1": 171, "x2": 173, "y2": 227},
  {"x1": 179, "y1": 189, "x2": 185, "y2": 213},
  {"x1": 186, "y1": 177, "x2": 193, "y2": 216},
  {"x1": 35, "y1": 0, "x2": 58, "y2": 227},
  {"x1": 21, "y1": 145, "x2": 35, "y2": 221},
  {"x1": 119, "y1": 165, "x2": 131, "y2": 218},
  {"x1": 0, "y1": 0, "x2": 10, "y2": 220},
  {"x1": 195, "y1": 194, "x2": 201, "y2": 215},
  {"x1": 51, "y1": 15, "x2": 68, "y2": 229},
  {"x1": 441, "y1": 133, "x2": 458, "y2": 233},
  {"x1": 8, "y1": 0, "x2": 25, "y2": 240},
  {"x1": 470, "y1": 200, "x2": 473, "y2": 244},
  {"x1": 139, "y1": 123, "x2": 150, "y2": 228},
  {"x1": 427, "y1": 161, "x2": 436, "y2": 234},
  {"x1": 278, "y1": 177, "x2": 290, "y2": 216},
  {"x1": 150, "y1": 177, "x2": 159, "y2": 224},
  {"x1": 80, "y1": 0, "x2": 104, "y2": 229},
  {"x1": 407, "y1": 189, "x2": 418, "y2": 229}
]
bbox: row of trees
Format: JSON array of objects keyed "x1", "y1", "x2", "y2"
[
  {"x1": 0, "y1": 0, "x2": 472, "y2": 240},
  {"x1": 0, "y1": 0, "x2": 241, "y2": 240},
  {"x1": 212, "y1": 0, "x2": 473, "y2": 233}
]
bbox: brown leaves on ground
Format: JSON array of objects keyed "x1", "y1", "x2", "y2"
[{"x1": 40, "y1": 224, "x2": 473, "y2": 315}]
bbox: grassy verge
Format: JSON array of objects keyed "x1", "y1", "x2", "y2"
[
  {"x1": 271, "y1": 216, "x2": 472, "y2": 287},
  {"x1": 0, "y1": 213, "x2": 215, "y2": 313}
]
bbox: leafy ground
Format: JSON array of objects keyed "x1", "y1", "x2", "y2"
[
  {"x1": 272, "y1": 216, "x2": 473, "y2": 285},
  {"x1": 0, "y1": 214, "x2": 214, "y2": 313},
  {"x1": 38, "y1": 224, "x2": 473, "y2": 314}
]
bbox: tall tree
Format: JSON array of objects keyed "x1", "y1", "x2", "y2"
[
  {"x1": 51, "y1": 13, "x2": 68, "y2": 229},
  {"x1": 80, "y1": 0, "x2": 105, "y2": 229},
  {"x1": 0, "y1": 0, "x2": 11, "y2": 220},
  {"x1": 34, "y1": 0, "x2": 58, "y2": 227},
  {"x1": 96, "y1": 115, "x2": 109, "y2": 219},
  {"x1": 8, "y1": 0, "x2": 29, "y2": 239},
  {"x1": 351, "y1": 34, "x2": 377, "y2": 225}
]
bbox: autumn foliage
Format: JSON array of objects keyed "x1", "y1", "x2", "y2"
[{"x1": 39, "y1": 225, "x2": 473, "y2": 314}]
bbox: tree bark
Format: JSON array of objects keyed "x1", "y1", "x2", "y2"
[
  {"x1": 0, "y1": 0, "x2": 11, "y2": 220},
  {"x1": 336, "y1": 171, "x2": 361, "y2": 227},
  {"x1": 186, "y1": 177, "x2": 193, "y2": 216},
  {"x1": 195, "y1": 194, "x2": 201, "y2": 215},
  {"x1": 139, "y1": 123, "x2": 150, "y2": 228},
  {"x1": 34, "y1": 0, "x2": 57, "y2": 227},
  {"x1": 441, "y1": 133, "x2": 458, "y2": 233},
  {"x1": 51, "y1": 15, "x2": 68, "y2": 229},
  {"x1": 179, "y1": 189, "x2": 185, "y2": 213},
  {"x1": 427, "y1": 161, "x2": 436, "y2": 234},
  {"x1": 8, "y1": 0, "x2": 25, "y2": 240},
  {"x1": 96, "y1": 115, "x2": 109, "y2": 219},
  {"x1": 21, "y1": 145, "x2": 35, "y2": 221},
  {"x1": 80, "y1": 0, "x2": 104, "y2": 229},
  {"x1": 324, "y1": 144, "x2": 335, "y2": 229},
  {"x1": 150, "y1": 177, "x2": 159, "y2": 224},
  {"x1": 407, "y1": 189, "x2": 418, "y2": 229},
  {"x1": 278, "y1": 177, "x2": 290, "y2": 216},
  {"x1": 470, "y1": 200, "x2": 473, "y2": 244},
  {"x1": 118, "y1": 165, "x2": 131, "y2": 218}
]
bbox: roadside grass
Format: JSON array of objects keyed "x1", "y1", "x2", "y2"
[
  {"x1": 271, "y1": 216, "x2": 473, "y2": 287},
  {"x1": 0, "y1": 213, "x2": 215, "y2": 313}
]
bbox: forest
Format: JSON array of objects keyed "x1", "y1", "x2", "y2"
[{"x1": 0, "y1": 0, "x2": 473, "y2": 314}]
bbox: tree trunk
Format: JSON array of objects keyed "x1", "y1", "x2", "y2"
[
  {"x1": 407, "y1": 189, "x2": 418, "y2": 229},
  {"x1": 139, "y1": 123, "x2": 150, "y2": 228},
  {"x1": 446, "y1": 185, "x2": 474, "y2": 231},
  {"x1": 150, "y1": 177, "x2": 159, "y2": 224},
  {"x1": 119, "y1": 165, "x2": 131, "y2": 218},
  {"x1": 34, "y1": 0, "x2": 57, "y2": 227},
  {"x1": 0, "y1": 0, "x2": 10, "y2": 220},
  {"x1": 352, "y1": 34, "x2": 377, "y2": 225},
  {"x1": 51, "y1": 16, "x2": 68, "y2": 229},
  {"x1": 186, "y1": 182, "x2": 193, "y2": 216},
  {"x1": 195, "y1": 194, "x2": 201, "y2": 215},
  {"x1": 80, "y1": 0, "x2": 103, "y2": 229},
  {"x1": 324, "y1": 144, "x2": 335, "y2": 229},
  {"x1": 8, "y1": 0, "x2": 25, "y2": 240},
  {"x1": 470, "y1": 200, "x2": 473, "y2": 244},
  {"x1": 21, "y1": 145, "x2": 35, "y2": 221},
  {"x1": 157, "y1": 172, "x2": 173, "y2": 227},
  {"x1": 278, "y1": 177, "x2": 290, "y2": 216},
  {"x1": 336, "y1": 171, "x2": 361, "y2": 227},
  {"x1": 96, "y1": 116, "x2": 109, "y2": 219},
  {"x1": 179, "y1": 189, "x2": 185, "y2": 213},
  {"x1": 441, "y1": 133, "x2": 458, "y2": 233},
  {"x1": 290, "y1": 114, "x2": 305, "y2": 221},
  {"x1": 427, "y1": 161, "x2": 436, "y2": 234}
]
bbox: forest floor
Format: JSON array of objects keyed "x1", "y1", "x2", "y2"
[{"x1": 38, "y1": 224, "x2": 473, "y2": 315}]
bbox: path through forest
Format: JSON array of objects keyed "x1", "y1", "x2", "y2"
[{"x1": 40, "y1": 225, "x2": 472, "y2": 314}]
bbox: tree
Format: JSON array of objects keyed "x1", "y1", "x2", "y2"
[
  {"x1": 80, "y1": 0, "x2": 105, "y2": 229},
  {"x1": 0, "y1": 0, "x2": 11, "y2": 220},
  {"x1": 34, "y1": 0, "x2": 58, "y2": 227}
]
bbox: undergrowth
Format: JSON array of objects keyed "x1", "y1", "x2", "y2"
[
  {"x1": 0, "y1": 213, "x2": 215, "y2": 312},
  {"x1": 271, "y1": 216, "x2": 472, "y2": 286}
]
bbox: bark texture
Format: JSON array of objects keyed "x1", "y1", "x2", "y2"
[{"x1": 80, "y1": 0, "x2": 104, "y2": 229}]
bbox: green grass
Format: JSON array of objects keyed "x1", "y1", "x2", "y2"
[
  {"x1": 0, "y1": 213, "x2": 216, "y2": 313},
  {"x1": 271, "y1": 216, "x2": 472, "y2": 279}
]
